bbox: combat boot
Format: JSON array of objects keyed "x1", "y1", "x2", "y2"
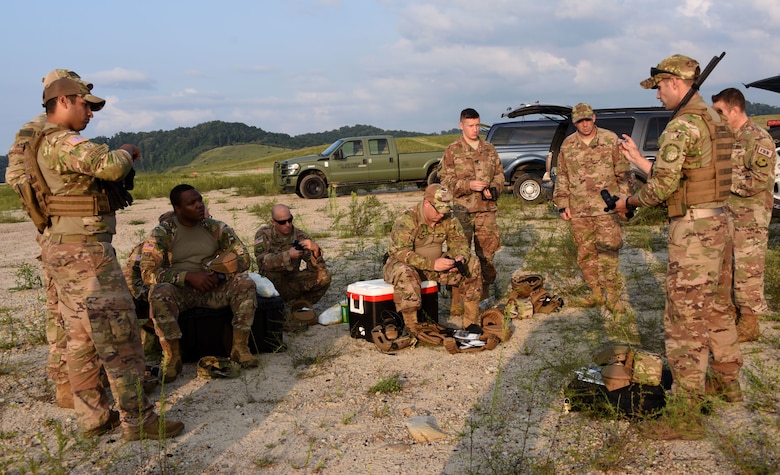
[
  {"x1": 577, "y1": 288, "x2": 604, "y2": 308},
  {"x1": 123, "y1": 413, "x2": 185, "y2": 441},
  {"x1": 736, "y1": 310, "x2": 759, "y2": 343},
  {"x1": 159, "y1": 339, "x2": 183, "y2": 383},
  {"x1": 55, "y1": 381, "x2": 74, "y2": 409},
  {"x1": 705, "y1": 377, "x2": 743, "y2": 403},
  {"x1": 230, "y1": 330, "x2": 259, "y2": 368},
  {"x1": 401, "y1": 310, "x2": 420, "y2": 335},
  {"x1": 462, "y1": 301, "x2": 480, "y2": 329}
]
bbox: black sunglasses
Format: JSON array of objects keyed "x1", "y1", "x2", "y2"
[
  {"x1": 273, "y1": 216, "x2": 294, "y2": 225},
  {"x1": 650, "y1": 67, "x2": 677, "y2": 77}
]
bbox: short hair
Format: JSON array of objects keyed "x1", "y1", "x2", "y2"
[
  {"x1": 460, "y1": 108, "x2": 480, "y2": 121},
  {"x1": 44, "y1": 95, "x2": 77, "y2": 114},
  {"x1": 711, "y1": 88, "x2": 746, "y2": 111},
  {"x1": 170, "y1": 183, "x2": 196, "y2": 207}
]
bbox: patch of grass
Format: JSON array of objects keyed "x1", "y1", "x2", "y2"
[
  {"x1": 128, "y1": 218, "x2": 147, "y2": 226},
  {"x1": 10, "y1": 263, "x2": 43, "y2": 291},
  {"x1": 290, "y1": 344, "x2": 343, "y2": 369},
  {"x1": 369, "y1": 372, "x2": 402, "y2": 394},
  {"x1": 0, "y1": 211, "x2": 25, "y2": 224}
]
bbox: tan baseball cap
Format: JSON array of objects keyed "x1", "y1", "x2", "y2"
[
  {"x1": 424, "y1": 184, "x2": 453, "y2": 213},
  {"x1": 640, "y1": 54, "x2": 700, "y2": 89},
  {"x1": 42, "y1": 75, "x2": 105, "y2": 111},
  {"x1": 571, "y1": 103, "x2": 594, "y2": 123}
]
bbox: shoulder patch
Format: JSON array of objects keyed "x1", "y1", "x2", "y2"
[
  {"x1": 755, "y1": 146, "x2": 773, "y2": 167},
  {"x1": 66, "y1": 135, "x2": 89, "y2": 147},
  {"x1": 142, "y1": 241, "x2": 155, "y2": 252},
  {"x1": 661, "y1": 144, "x2": 681, "y2": 163},
  {"x1": 757, "y1": 146, "x2": 773, "y2": 158}
]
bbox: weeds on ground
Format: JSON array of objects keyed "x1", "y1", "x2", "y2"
[
  {"x1": 368, "y1": 372, "x2": 402, "y2": 394},
  {"x1": 11, "y1": 262, "x2": 43, "y2": 291},
  {"x1": 0, "y1": 211, "x2": 26, "y2": 224},
  {"x1": 331, "y1": 192, "x2": 392, "y2": 238},
  {"x1": 290, "y1": 342, "x2": 344, "y2": 371}
]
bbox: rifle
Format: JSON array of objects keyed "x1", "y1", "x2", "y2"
[{"x1": 672, "y1": 51, "x2": 726, "y2": 117}]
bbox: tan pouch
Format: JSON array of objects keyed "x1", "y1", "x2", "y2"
[{"x1": 202, "y1": 251, "x2": 239, "y2": 274}]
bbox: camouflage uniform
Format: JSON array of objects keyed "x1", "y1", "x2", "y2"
[
  {"x1": 140, "y1": 217, "x2": 256, "y2": 341},
  {"x1": 37, "y1": 122, "x2": 155, "y2": 432},
  {"x1": 633, "y1": 96, "x2": 742, "y2": 397},
  {"x1": 725, "y1": 120, "x2": 777, "y2": 319},
  {"x1": 553, "y1": 126, "x2": 632, "y2": 307},
  {"x1": 6, "y1": 113, "x2": 69, "y2": 389},
  {"x1": 383, "y1": 201, "x2": 482, "y2": 317},
  {"x1": 253, "y1": 225, "x2": 331, "y2": 304},
  {"x1": 438, "y1": 136, "x2": 504, "y2": 287}
]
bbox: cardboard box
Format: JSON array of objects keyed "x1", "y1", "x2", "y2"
[{"x1": 347, "y1": 279, "x2": 438, "y2": 341}]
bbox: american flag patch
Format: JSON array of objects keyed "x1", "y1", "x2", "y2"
[
  {"x1": 66, "y1": 135, "x2": 88, "y2": 146},
  {"x1": 757, "y1": 146, "x2": 773, "y2": 158},
  {"x1": 142, "y1": 242, "x2": 155, "y2": 252}
]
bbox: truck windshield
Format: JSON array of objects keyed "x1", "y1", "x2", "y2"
[{"x1": 321, "y1": 140, "x2": 344, "y2": 157}]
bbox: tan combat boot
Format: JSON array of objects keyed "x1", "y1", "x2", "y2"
[
  {"x1": 123, "y1": 413, "x2": 185, "y2": 441},
  {"x1": 401, "y1": 310, "x2": 420, "y2": 335},
  {"x1": 159, "y1": 339, "x2": 183, "y2": 383},
  {"x1": 230, "y1": 330, "x2": 259, "y2": 368},
  {"x1": 462, "y1": 301, "x2": 480, "y2": 329},
  {"x1": 736, "y1": 310, "x2": 759, "y2": 343},
  {"x1": 577, "y1": 287, "x2": 605, "y2": 308},
  {"x1": 55, "y1": 381, "x2": 74, "y2": 409}
]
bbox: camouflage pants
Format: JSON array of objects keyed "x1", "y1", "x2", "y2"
[
  {"x1": 148, "y1": 273, "x2": 257, "y2": 341},
  {"x1": 264, "y1": 258, "x2": 331, "y2": 305},
  {"x1": 730, "y1": 219, "x2": 770, "y2": 317},
  {"x1": 569, "y1": 215, "x2": 624, "y2": 300},
  {"x1": 383, "y1": 257, "x2": 482, "y2": 313},
  {"x1": 665, "y1": 213, "x2": 742, "y2": 396},
  {"x1": 44, "y1": 273, "x2": 69, "y2": 385},
  {"x1": 453, "y1": 209, "x2": 499, "y2": 285},
  {"x1": 40, "y1": 240, "x2": 153, "y2": 431}
]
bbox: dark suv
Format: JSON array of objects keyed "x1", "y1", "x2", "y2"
[{"x1": 490, "y1": 104, "x2": 672, "y2": 202}]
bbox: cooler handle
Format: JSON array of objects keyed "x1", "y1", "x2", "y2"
[{"x1": 349, "y1": 294, "x2": 365, "y2": 314}]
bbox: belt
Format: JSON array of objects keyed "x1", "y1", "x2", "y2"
[
  {"x1": 672, "y1": 207, "x2": 724, "y2": 221},
  {"x1": 47, "y1": 233, "x2": 112, "y2": 244}
]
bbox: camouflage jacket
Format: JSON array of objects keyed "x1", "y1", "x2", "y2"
[
  {"x1": 439, "y1": 136, "x2": 504, "y2": 213},
  {"x1": 37, "y1": 122, "x2": 133, "y2": 235},
  {"x1": 386, "y1": 202, "x2": 469, "y2": 272},
  {"x1": 254, "y1": 225, "x2": 320, "y2": 274},
  {"x1": 140, "y1": 217, "x2": 251, "y2": 287},
  {"x1": 727, "y1": 119, "x2": 777, "y2": 220},
  {"x1": 124, "y1": 242, "x2": 148, "y2": 301},
  {"x1": 635, "y1": 96, "x2": 727, "y2": 209},
  {"x1": 553, "y1": 127, "x2": 631, "y2": 217}
]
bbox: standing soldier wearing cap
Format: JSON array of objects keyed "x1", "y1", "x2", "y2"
[
  {"x1": 553, "y1": 103, "x2": 632, "y2": 317},
  {"x1": 711, "y1": 88, "x2": 777, "y2": 343},
  {"x1": 6, "y1": 69, "x2": 89, "y2": 410},
  {"x1": 35, "y1": 70, "x2": 184, "y2": 440},
  {"x1": 383, "y1": 184, "x2": 483, "y2": 333},
  {"x1": 439, "y1": 108, "x2": 504, "y2": 308},
  {"x1": 615, "y1": 55, "x2": 742, "y2": 413}
]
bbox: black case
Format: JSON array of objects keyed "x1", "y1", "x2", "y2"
[{"x1": 178, "y1": 296, "x2": 286, "y2": 362}]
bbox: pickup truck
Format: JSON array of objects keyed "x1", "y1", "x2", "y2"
[{"x1": 273, "y1": 135, "x2": 442, "y2": 199}]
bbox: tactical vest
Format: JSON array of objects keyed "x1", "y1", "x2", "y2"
[{"x1": 666, "y1": 102, "x2": 733, "y2": 218}]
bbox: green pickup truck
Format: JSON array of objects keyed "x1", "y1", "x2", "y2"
[{"x1": 273, "y1": 135, "x2": 443, "y2": 199}]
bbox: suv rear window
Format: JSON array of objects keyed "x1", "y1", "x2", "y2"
[
  {"x1": 563, "y1": 116, "x2": 667, "y2": 153},
  {"x1": 488, "y1": 122, "x2": 558, "y2": 146}
]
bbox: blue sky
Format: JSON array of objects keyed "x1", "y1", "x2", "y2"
[{"x1": 2, "y1": 0, "x2": 780, "y2": 153}]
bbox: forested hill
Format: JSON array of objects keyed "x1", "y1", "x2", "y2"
[{"x1": 89, "y1": 122, "x2": 440, "y2": 173}]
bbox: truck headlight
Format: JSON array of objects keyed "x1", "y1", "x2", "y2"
[{"x1": 286, "y1": 163, "x2": 300, "y2": 175}]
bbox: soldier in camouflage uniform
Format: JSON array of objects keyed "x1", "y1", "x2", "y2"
[
  {"x1": 553, "y1": 103, "x2": 632, "y2": 316},
  {"x1": 383, "y1": 184, "x2": 483, "y2": 332},
  {"x1": 616, "y1": 55, "x2": 742, "y2": 404},
  {"x1": 36, "y1": 72, "x2": 183, "y2": 440},
  {"x1": 253, "y1": 204, "x2": 331, "y2": 305},
  {"x1": 439, "y1": 108, "x2": 504, "y2": 309},
  {"x1": 712, "y1": 88, "x2": 777, "y2": 343},
  {"x1": 140, "y1": 184, "x2": 259, "y2": 380},
  {"x1": 6, "y1": 69, "x2": 92, "y2": 410}
]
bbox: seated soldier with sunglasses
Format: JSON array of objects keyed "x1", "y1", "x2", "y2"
[{"x1": 253, "y1": 204, "x2": 332, "y2": 310}]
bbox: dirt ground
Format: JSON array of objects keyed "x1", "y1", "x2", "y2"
[{"x1": 0, "y1": 186, "x2": 776, "y2": 474}]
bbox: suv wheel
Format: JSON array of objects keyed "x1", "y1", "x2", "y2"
[{"x1": 513, "y1": 173, "x2": 544, "y2": 204}]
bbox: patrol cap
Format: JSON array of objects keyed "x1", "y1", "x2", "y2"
[
  {"x1": 424, "y1": 184, "x2": 453, "y2": 213},
  {"x1": 571, "y1": 103, "x2": 594, "y2": 123},
  {"x1": 42, "y1": 69, "x2": 91, "y2": 89},
  {"x1": 641, "y1": 54, "x2": 700, "y2": 89},
  {"x1": 42, "y1": 77, "x2": 106, "y2": 111}
]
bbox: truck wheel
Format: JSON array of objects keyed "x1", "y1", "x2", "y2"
[
  {"x1": 513, "y1": 173, "x2": 545, "y2": 204},
  {"x1": 427, "y1": 169, "x2": 440, "y2": 186},
  {"x1": 299, "y1": 174, "x2": 328, "y2": 199}
]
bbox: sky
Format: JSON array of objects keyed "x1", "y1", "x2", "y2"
[{"x1": 2, "y1": 0, "x2": 780, "y2": 153}]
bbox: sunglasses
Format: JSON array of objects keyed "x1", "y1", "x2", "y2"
[
  {"x1": 273, "y1": 216, "x2": 294, "y2": 225},
  {"x1": 650, "y1": 67, "x2": 677, "y2": 77}
]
